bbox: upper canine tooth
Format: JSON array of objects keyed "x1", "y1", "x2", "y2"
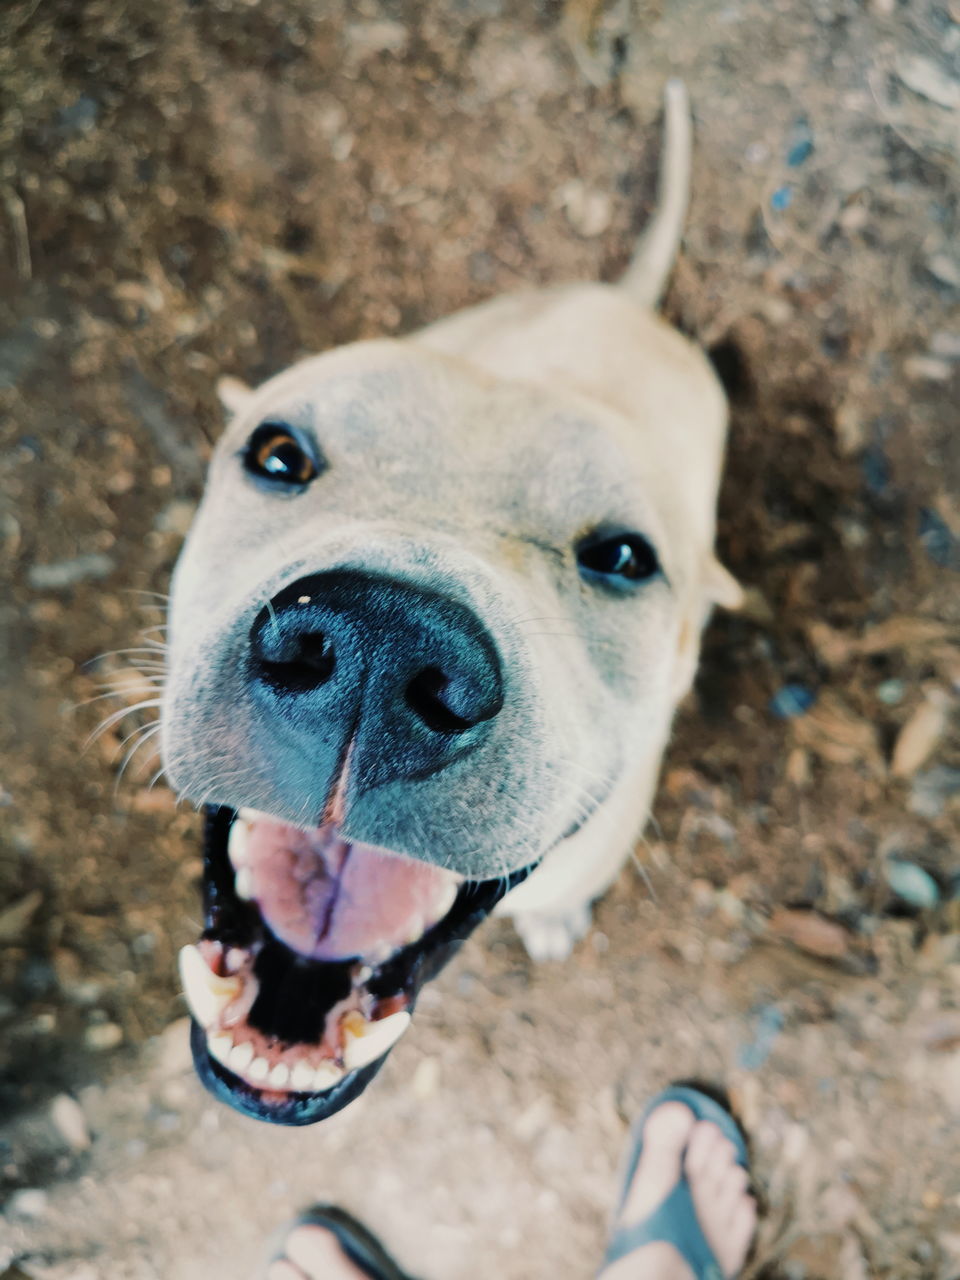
[
  {"x1": 178, "y1": 945, "x2": 243, "y2": 1029},
  {"x1": 432, "y1": 879, "x2": 459, "y2": 924},
  {"x1": 228, "y1": 819, "x2": 250, "y2": 868},
  {"x1": 341, "y1": 1010, "x2": 411, "y2": 1072},
  {"x1": 234, "y1": 866, "x2": 254, "y2": 900}
]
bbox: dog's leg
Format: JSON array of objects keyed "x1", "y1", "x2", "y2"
[{"x1": 498, "y1": 739, "x2": 668, "y2": 961}]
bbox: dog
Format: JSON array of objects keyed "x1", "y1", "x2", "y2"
[{"x1": 162, "y1": 81, "x2": 741, "y2": 1126}]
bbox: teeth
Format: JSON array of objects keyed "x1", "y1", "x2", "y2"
[
  {"x1": 248, "y1": 1056, "x2": 270, "y2": 1082},
  {"x1": 290, "y1": 1060, "x2": 315, "y2": 1092},
  {"x1": 403, "y1": 915, "x2": 425, "y2": 945},
  {"x1": 313, "y1": 1061, "x2": 344, "y2": 1091},
  {"x1": 179, "y1": 945, "x2": 243, "y2": 1029},
  {"x1": 268, "y1": 1062, "x2": 290, "y2": 1088},
  {"x1": 228, "y1": 819, "x2": 249, "y2": 868},
  {"x1": 234, "y1": 866, "x2": 254, "y2": 900},
  {"x1": 432, "y1": 879, "x2": 460, "y2": 924},
  {"x1": 207, "y1": 1033, "x2": 233, "y2": 1066},
  {"x1": 228, "y1": 1041, "x2": 254, "y2": 1072},
  {"x1": 341, "y1": 1010, "x2": 411, "y2": 1072},
  {"x1": 238, "y1": 807, "x2": 265, "y2": 823}
]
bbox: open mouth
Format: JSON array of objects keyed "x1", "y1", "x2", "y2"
[{"x1": 181, "y1": 806, "x2": 533, "y2": 1125}]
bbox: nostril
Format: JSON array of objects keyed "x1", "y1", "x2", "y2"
[
  {"x1": 257, "y1": 629, "x2": 336, "y2": 693},
  {"x1": 405, "y1": 666, "x2": 499, "y2": 736}
]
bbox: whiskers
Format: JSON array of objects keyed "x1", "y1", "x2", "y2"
[{"x1": 79, "y1": 596, "x2": 171, "y2": 798}]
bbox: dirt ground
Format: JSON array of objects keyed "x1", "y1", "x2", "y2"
[{"x1": 2, "y1": 0, "x2": 960, "y2": 1276}]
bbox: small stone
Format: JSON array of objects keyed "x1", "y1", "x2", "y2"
[
  {"x1": 876, "y1": 678, "x2": 906, "y2": 706},
  {"x1": 50, "y1": 1093, "x2": 91, "y2": 1152},
  {"x1": 884, "y1": 859, "x2": 940, "y2": 911},
  {"x1": 8, "y1": 1188, "x2": 48, "y2": 1218},
  {"x1": 555, "y1": 180, "x2": 613, "y2": 238},
  {"x1": 770, "y1": 185, "x2": 793, "y2": 212},
  {"x1": 769, "y1": 684, "x2": 816, "y2": 719},
  {"x1": 909, "y1": 765, "x2": 960, "y2": 818},
  {"x1": 85, "y1": 1021, "x2": 123, "y2": 1051},
  {"x1": 904, "y1": 354, "x2": 952, "y2": 381},
  {"x1": 896, "y1": 53, "x2": 960, "y2": 110},
  {"x1": 28, "y1": 553, "x2": 115, "y2": 590},
  {"x1": 931, "y1": 331, "x2": 960, "y2": 359}
]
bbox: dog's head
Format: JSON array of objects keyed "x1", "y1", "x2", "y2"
[{"x1": 162, "y1": 336, "x2": 734, "y2": 1124}]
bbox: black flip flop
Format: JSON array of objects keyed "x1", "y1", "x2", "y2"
[
  {"x1": 602, "y1": 1084, "x2": 752, "y2": 1278},
  {"x1": 274, "y1": 1204, "x2": 417, "y2": 1280}
]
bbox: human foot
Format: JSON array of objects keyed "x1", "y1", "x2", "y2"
[
  {"x1": 264, "y1": 1206, "x2": 414, "y2": 1280},
  {"x1": 601, "y1": 1089, "x2": 756, "y2": 1280}
]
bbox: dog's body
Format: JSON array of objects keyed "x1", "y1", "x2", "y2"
[{"x1": 163, "y1": 83, "x2": 739, "y2": 1122}]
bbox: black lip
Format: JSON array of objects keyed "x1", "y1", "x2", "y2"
[
  {"x1": 190, "y1": 1019, "x2": 388, "y2": 1125},
  {"x1": 188, "y1": 804, "x2": 535, "y2": 1126}
]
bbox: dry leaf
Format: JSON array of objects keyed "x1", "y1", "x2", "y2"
[
  {"x1": 891, "y1": 690, "x2": 951, "y2": 777},
  {"x1": 791, "y1": 690, "x2": 885, "y2": 774},
  {"x1": 769, "y1": 908, "x2": 851, "y2": 959},
  {"x1": 0, "y1": 889, "x2": 43, "y2": 944}
]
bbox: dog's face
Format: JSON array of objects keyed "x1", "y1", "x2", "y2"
[{"x1": 163, "y1": 338, "x2": 708, "y2": 1123}]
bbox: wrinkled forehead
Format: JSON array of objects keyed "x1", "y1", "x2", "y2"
[{"x1": 215, "y1": 343, "x2": 655, "y2": 541}]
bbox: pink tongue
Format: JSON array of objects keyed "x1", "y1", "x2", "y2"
[{"x1": 244, "y1": 819, "x2": 461, "y2": 961}]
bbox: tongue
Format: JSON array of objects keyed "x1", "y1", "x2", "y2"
[{"x1": 243, "y1": 817, "x2": 461, "y2": 961}]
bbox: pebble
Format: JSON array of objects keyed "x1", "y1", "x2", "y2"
[
  {"x1": 930, "y1": 331, "x2": 960, "y2": 359},
  {"x1": 896, "y1": 52, "x2": 960, "y2": 110},
  {"x1": 884, "y1": 859, "x2": 940, "y2": 910},
  {"x1": 770, "y1": 185, "x2": 793, "y2": 212},
  {"x1": 785, "y1": 118, "x2": 814, "y2": 167},
  {"x1": 927, "y1": 254, "x2": 960, "y2": 290},
  {"x1": 876, "y1": 678, "x2": 906, "y2": 706},
  {"x1": 555, "y1": 180, "x2": 613, "y2": 238},
  {"x1": 8, "y1": 1187, "x2": 48, "y2": 1218},
  {"x1": 28, "y1": 553, "x2": 115, "y2": 590},
  {"x1": 769, "y1": 683, "x2": 816, "y2": 718},
  {"x1": 85, "y1": 1021, "x2": 124, "y2": 1051},
  {"x1": 909, "y1": 765, "x2": 960, "y2": 818},
  {"x1": 904, "y1": 354, "x2": 952, "y2": 382},
  {"x1": 50, "y1": 1093, "x2": 91, "y2": 1152}
]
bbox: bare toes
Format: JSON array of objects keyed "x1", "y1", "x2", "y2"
[{"x1": 267, "y1": 1261, "x2": 307, "y2": 1280}]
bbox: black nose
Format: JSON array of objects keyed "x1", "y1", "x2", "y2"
[{"x1": 248, "y1": 571, "x2": 504, "y2": 788}]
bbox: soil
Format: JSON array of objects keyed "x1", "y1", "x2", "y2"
[{"x1": 2, "y1": 1, "x2": 960, "y2": 1277}]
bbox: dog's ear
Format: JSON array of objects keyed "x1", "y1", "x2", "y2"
[
  {"x1": 670, "y1": 555, "x2": 743, "y2": 700},
  {"x1": 703, "y1": 555, "x2": 743, "y2": 611},
  {"x1": 217, "y1": 375, "x2": 254, "y2": 417}
]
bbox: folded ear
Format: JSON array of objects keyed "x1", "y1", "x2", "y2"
[
  {"x1": 704, "y1": 555, "x2": 744, "y2": 611},
  {"x1": 669, "y1": 555, "x2": 744, "y2": 700},
  {"x1": 217, "y1": 375, "x2": 254, "y2": 416}
]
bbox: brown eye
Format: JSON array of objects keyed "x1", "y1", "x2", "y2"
[
  {"x1": 245, "y1": 423, "x2": 319, "y2": 486},
  {"x1": 577, "y1": 532, "x2": 660, "y2": 586}
]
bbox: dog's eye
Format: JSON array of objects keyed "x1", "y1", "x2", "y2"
[
  {"x1": 245, "y1": 424, "x2": 318, "y2": 486},
  {"x1": 577, "y1": 533, "x2": 660, "y2": 585}
]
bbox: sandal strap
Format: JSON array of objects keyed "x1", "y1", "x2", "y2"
[
  {"x1": 603, "y1": 1178, "x2": 724, "y2": 1278},
  {"x1": 291, "y1": 1205, "x2": 416, "y2": 1280}
]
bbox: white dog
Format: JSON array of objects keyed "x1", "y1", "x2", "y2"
[{"x1": 163, "y1": 82, "x2": 740, "y2": 1125}]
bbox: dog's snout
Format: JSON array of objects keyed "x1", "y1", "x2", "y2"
[{"x1": 248, "y1": 571, "x2": 504, "y2": 789}]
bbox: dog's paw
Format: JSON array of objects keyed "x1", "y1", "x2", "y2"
[{"x1": 512, "y1": 903, "x2": 592, "y2": 962}]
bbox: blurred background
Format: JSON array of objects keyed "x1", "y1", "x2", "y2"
[{"x1": 1, "y1": 1, "x2": 959, "y2": 1276}]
